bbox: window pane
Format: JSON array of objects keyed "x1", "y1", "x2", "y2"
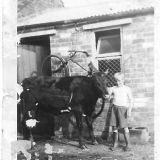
[
  {"x1": 98, "y1": 35, "x2": 120, "y2": 54},
  {"x1": 96, "y1": 29, "x2": 121, "y2": 54}
]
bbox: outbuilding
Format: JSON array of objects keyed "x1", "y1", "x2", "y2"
[{"x1": 17, "y1": 1, "x2": 154, "y2": 138}]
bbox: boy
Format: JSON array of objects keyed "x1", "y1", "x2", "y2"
[{"x1": 108, "y1": 72, "x2": 134, "y2": 151}]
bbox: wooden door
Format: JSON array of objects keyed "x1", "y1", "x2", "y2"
[{"x1": 17, "y1": 44, "x2": 51, "y2": 83}]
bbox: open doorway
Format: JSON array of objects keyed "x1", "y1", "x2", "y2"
[{"x1": 17, "y1": 35, "x2": 51, "y2": 139}]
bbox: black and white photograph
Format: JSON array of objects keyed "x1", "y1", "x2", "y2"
[{"x1": 1, "y1": 0, "x2": 160, "y2": 159}]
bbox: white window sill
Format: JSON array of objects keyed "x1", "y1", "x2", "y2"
[{"x1": 95, "y1": 52, "x2": 122, "y2": 59}]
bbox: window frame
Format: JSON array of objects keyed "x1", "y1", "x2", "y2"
[
  {"x1": 94, "y1": 27, "x2": 123, "y2": 72},
  {"x1": 95, "y1": 27, "x2": 122, "y2": 57}
]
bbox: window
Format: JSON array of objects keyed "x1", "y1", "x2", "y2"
[
  {"x1": 95, "y1": 29, "x2": 122, "y2": 86},
  {"x1": 96, "y1": 29, "x2": 121, "y2": 54}
]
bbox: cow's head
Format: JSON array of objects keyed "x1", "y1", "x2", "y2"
[{"x1": 91, "y1": 71, "x2": 108, "y2": 99}]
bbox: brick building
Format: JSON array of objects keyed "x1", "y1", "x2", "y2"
[{"x1": 17, "y1": 1, "x2": 154, "y2": 138}]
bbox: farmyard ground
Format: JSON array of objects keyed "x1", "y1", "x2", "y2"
[{"x1": 17, "y1": 135, "x2": 154, "y2": 160}]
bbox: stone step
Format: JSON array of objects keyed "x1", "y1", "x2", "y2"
[
  {"x1": 119, "y1": 127, "x2": 150, "y2": 144},
  {"x1": 102, "y1": 127, "x2": 150, "y2": 144}
]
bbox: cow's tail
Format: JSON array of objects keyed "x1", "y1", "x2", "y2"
[{"x1": 92, "y1": 98, "x2": 105, "y2": 120}]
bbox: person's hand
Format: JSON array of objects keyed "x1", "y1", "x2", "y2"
[
  {"x1": 127, "y1": 109, "x2": 132, "y2": 118},
  {"x1": 105, "y1": 95, "x2": 110, "y2": 99}
]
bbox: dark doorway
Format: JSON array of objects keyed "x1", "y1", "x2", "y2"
[{"x1": 17, "y1": 35, "x2": 51, "y2": 139}]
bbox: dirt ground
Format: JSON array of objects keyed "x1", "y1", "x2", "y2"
[{"x1": 17, "y1": 135, "x2": 154, "y2": 160}]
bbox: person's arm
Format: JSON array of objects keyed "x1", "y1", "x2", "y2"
[
  {"x1": 107, "y1": 87, "x2": 114, "y2": 103},
  {"x1": 127, "y1": 88, "x2": 134, "y2": 117}
]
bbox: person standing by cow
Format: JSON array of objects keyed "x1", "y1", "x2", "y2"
[{"x1": 107, "y1": 72, "x2": 134, "y2": 151}]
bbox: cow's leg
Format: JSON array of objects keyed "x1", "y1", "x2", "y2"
[
  {"x1": 51, "y1": 116, "x2": 56, "y2": 140},
  {"x1": 23, "y1": 127, "x2": 30, "y2": 140},
  {"x1": 74, "y1": 112, "x2": 87, "y2": 149},
  {"x1": 85, "y1": 116, "x2": 97, "y2": 145},
  {"x1": 22, "y1": 119, "x2": 30, "y2": 140},
  {"x1": 29, "y1": 129, "x2": 34, "y2": 149}
]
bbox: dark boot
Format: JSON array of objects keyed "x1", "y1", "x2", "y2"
[
  {"x1": 106, "y1": 132, "x2": 112, "y2": 144},
  {"x1": 109, "y1": 132, "x2": 118, "y2": 151},
  {"x1": 123, "y1": 132, "x2": 131, "y2": 151}
]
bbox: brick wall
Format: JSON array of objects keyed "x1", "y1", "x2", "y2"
[
  {"x1": 50, "y1": 28, "x2": 94, "y2": 75},
  {"x1": 122, "y1": 14, "x2": 154, "y2": 136},
  {"x1": 123, "y1": 14, "x2": 154, "y2": 102},
  {"x1": 50, "y1": 13, "x2": 154, "y2": 137}
]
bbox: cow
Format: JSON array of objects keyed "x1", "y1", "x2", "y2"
[
  {"x1": 20, "y1": 76, "x2": 69, "y2": 141},
  {"x1": 20, "y1": 71, "x2": 108, "y2": 149}
]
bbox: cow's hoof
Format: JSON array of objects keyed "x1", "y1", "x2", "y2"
[{"x1": 91, "y1": 140, "x2": 98, "y2": 145}]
